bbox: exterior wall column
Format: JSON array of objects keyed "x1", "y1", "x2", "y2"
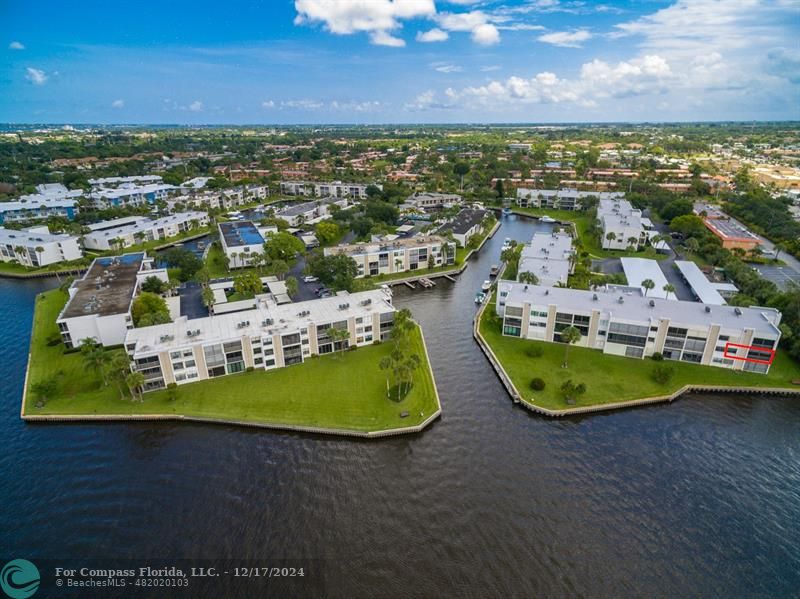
[
  {"x1": 158, "y1": 351, "x2": 176, "y2": 385},
  {"x1": 701, "y1": 324, "x2": 721, "y2": 366},
  {"x1": 242, "y1": 336, "x2": 255, "y2": 369},
  {"x1": 193, "y1": 345, "x2": 209, "y2": 380},
  {"x1": 587, "y1": 309, "x2": 601, "y2": 348},
  {"x1": 545, "y1": 304, "x2": 557, "y2": 342},
  {"x1": 521, "y1": 302, "x2": 531, "y2": 339}
]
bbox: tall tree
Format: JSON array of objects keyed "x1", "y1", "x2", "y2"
[{"x1": 559, "y1": 325, "x2": 582, "y2": 368}]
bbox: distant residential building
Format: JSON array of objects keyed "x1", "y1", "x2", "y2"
[
  {"x1": 508, "y1": 143, "x2": 532, "y2": 151},
  {"x1": 0, "y1": 225, "x2": 82, "y2": 267},
  {"x1": 90, "y1": 183, "x2": 177, "y2": 208},
  {"x1": 123, "y1": 288, "x2": 397, "y2": 392},
  {"x1": 518, "y1": 232, "x2": 574, "y2": 287},
  {"x1": 597, "y1": 198, "x2": 650, "y2": 250},
  {"x1": 0, "y1": 183, "x2": 82, "y2": 224},
  {"x1": 324, "y1": 235, "x2": 456, "y2": 278},
  {"x1": 280, "y1": 181, "x2": 380, "y2": 199},
  {"x1": 89, "y1": 175, "x2": 163, "y2": 187},
  {"x1": 82, "y1": 212, "x2": 209, "y2": 251},
  {"x1": 57, "y1": 253, "x2": 169, "y2": 348},
  {"x1": 403, "y1": 191, "x2": 462, "y2": 211},
  {"x1": 495, "y1": 282, "x2": 782, "y2": 374},
  {"x1": 516, "y1": 188, "x2": 625, "y2": 211},
  {"x1": 435, "y1": 208, "x2": 489, "y2": 247},
  {"x1": 274, "y1": 197, "x2": 349, "y2": 227}
]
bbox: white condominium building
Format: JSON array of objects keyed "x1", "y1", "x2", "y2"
[
  {"x1": 57, "y1": 253, "x2": 169, "y2": 348},
  {"x1": 89, "y1": 183, "x2": 177, "y2": 208},
  {"x1": 597, "y1": 198, "x2": 649, "y2": 250},
  {"x1": 496, "y1": 282, "x2": 782, "y2": 374},
  {"x1": 124, "y1": 288, "x2": 396, "y2": 392},
  {"x1": 280, "y1": 181, "x2": 380, "y2": 199},
  {"x1": 516, "y1": 188, "x2": 624, "y2": 211},
  {"x1": 0, "y1": 225, "x2": 82, "y2": 266},
  {"x1": 218, "y1": 220, "x2": 278, "y2": 268},
  {"x1": 403, "y1": 192, "x2": 462, "y2": 211},
  {"x1": 324, "y1": 235, "x2": 456, "y2": 278},
  {"x1": 274, "y1": 197, "x2": 349, "y2": 226},
  {"x1": 518, "y1": 232, "x2": 574, "y2": 287},
  {"x1": 82, "y1": 212, "x2": 209, "y2": 251},
  {"x1": 0, "y1": 183, "x2": 82, "y2": 224}
]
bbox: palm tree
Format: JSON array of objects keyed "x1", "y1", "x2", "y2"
[
  {"x1": 663, "y1": 283, "x2": 676, "y2": 300},
  {"x1": 518, "y1": 271, "x2": 539, "y2": 285},
  {"x1": 329, "y1": 327, "x2": 350, "y2": 357},
  {"x1": 34, "y1": 246, "x2": 44, "y2": 267},
  {"x1": 685, "y1": 237, "x2": 700, "y2": 254},
  {"x1": 641, "y1": 278, "x2": 655, "y2": 296},
  {"x1": 627, "y1": 236, "x2": 638, "y2": 249},
  {"x1": 559, "y1": 325, "x2": 582, "y2": 368},
  {"x1": 13, "y1": 245, "x2": 26, "y2": 264},
  {"x1": 80, "y1": 338, "x2": 110, "y2": 386},
  {"x1": 774, "y1": 243, "x2": 786, "y2": 261},
  {"x1": 125, "y1": 371, "x2": 145, "y2": 402},
  {"x1": 394, "y1": 258, "x2": 404, "y2": 273},
  {"x1": 605, "y1": 232, "x2": 617, "y2": 246},
  {"x1": 379, "y1": 355, "x2": 393, "y2": 398},
  {"x1": 201, "y1": 287, "x2": 216, "y2": 314},
  {"x1": 108, "y1": 352, "x2": 132, "y2": 399}
]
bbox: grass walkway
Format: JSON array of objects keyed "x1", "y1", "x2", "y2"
[
  {"x1": 478, "y1": 302, "x2": 800, "y2": 411},
  {"x1": 24, "y1": 289, "x2": 440, "y2": 434}
]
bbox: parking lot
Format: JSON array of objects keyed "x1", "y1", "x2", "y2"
[{"x1": 752, "y1": 264, "x2": 800, "y2": 291}]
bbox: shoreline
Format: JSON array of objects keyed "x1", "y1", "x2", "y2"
[{"x1": 472, "y1": 293, "x2": 800, "y2": 417}]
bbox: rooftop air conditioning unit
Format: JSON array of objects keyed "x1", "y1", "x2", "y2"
[
  {"x1": 705, "y1": 306, "x2": 712, "y2": 313},
  {"x1": 649, "y1": 300, "x2": 655, "y2": 307},
  {"x1": 618, "y1": 296, "x2": 625, "y2": 304},
  {"x1": 734, "y1": 307, "x2": 742, "y2": 316}
]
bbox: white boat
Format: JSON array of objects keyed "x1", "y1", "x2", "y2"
[
  {"x1": 475, "y1": 292, "x2": 486, "y2": 304},
  {"x1": 540, "y1": 216, "x2": 556, "y2": 223},
  {"x1": 481, "y1": 280, "x2": 492, "y2": 292},
  {"x1": 489, "y1": 264, "x2": 499, "y2": 277}
]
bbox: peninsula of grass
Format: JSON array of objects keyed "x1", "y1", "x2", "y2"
[
  {"x1": 509, "y1": 206, "x2": 667, "y2": 261},
  {"x1": 478, "y1": 301, "x2": 800, "y2": 412},
  {"x1": 23, "y1": 289, "x2": 441, "y2": 435},
  {"x1": 0, "y1": 257, "x2": 92, "y2": 277}
]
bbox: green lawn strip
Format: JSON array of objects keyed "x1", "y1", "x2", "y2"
[
  {"x1": 25, "y1": 289, "x2": 439, "y2": 432},
  {"x1": 510, "y1": 207, "x2": 666, "y2": 260},
  {"x1": 0, "y1": 257, "x2": 92, "y2": 276},
  {"x1": 478, "y1": 303, "x2": 800, "y2": 411},
  {"x1": 113, "y1": 225, "x2": 212, "y2": 255}
]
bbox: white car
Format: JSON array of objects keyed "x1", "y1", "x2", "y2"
[{"x1": 303, "y1": 275, "x2": 319, "y2": 283}]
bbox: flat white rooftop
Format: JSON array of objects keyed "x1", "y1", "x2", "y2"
[
  {"x1": 674, "y1": 260, "x2": 726, "y2": 305},
  {"x1": 620, "y1": 257, "x2": 670, "y2": 299},
  {"x1": 125, "y1": 288, "x2": 394, "y2": 356},
  {"x1": 499, "y1": 282, "x2": 781, "y2": 336}
]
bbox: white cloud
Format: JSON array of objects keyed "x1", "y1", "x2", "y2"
[
  {"x1": 9, "y1": 41, "x2": 25, "y2": 50},
  {"x1": 436, "y1": 10, "x2": 488, "y2": 32},
  {"x1": 537, "y1": 29, "x2": 592, "y2": 48},
  {"x1": 330, "y1": 100, "x2": 383, "y2": 111},
  {"x1": 111, "y1": 99, "x2": 125, "y2": 108},
  {"x1": 282, "y1": 99, "x2": 324, "y2": 110},
  {"x1": 405, "y1": 90, "x2": 438, "y2": 111},
  {"x1": 294, "y1": 0, "x2": 435, "y2": 46},
  {"x1": 432, "y1": 63, "x2": 463, "y2": 73},
  {"x1": 370, "y1": 30, "x2": 406, "y2": 47},
  {"x1": 416, "y1": 28, "x2": 449, "y2": 42},
  {"x1": 472, "y1": 23, "x2": 500, "y2": 45},
  {"x1": 262, "y1": 100, "x2": 275, "y2": 108},
  {"x1": 435, "y1": 10, "x2": 502, "y2": 45},
  {"x1": 25, "y1": 67, "x2": 47, "y2": 85},
  {"x1": 188, "y1": 100, "x2": 203, "y2": 112},
  {"x1": 480, "y1": 65, "x2": 501, "y2": 72}
]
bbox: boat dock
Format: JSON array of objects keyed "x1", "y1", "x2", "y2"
[{"x1": 418, "y1": 278, "x2": 435, "y2": 288}]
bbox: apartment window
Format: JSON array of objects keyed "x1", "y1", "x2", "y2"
[{"x1": 681, "y1": 352, "x2": 703, "y2": 364}]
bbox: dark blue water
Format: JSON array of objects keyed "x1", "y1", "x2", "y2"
[{"x1": 2, "y1": 214, "x2": 799, "y2": 597}]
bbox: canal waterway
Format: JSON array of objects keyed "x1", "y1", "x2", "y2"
[{"x1": 1, "y1": 214, "x2": 799, "y2": 597}]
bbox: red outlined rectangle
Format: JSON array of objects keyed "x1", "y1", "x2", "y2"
[{"x1": 723, "y1": 342, "x2": 775, "y2": 365}]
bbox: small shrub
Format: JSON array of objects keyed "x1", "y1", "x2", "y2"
[
  {"x1": 166, "y1": 383, "x2": 179, "y2": 401},
  {"x1": 651, "y1": 352, "x2": 664, "y2": 361},
  {"x1": 525, "y1": 345, "x2": 544, "y2": 358},
  {"x1": 246, "y1": 366, "x2": 255, "y2": 372},
  {"x1": 652, "y1": 363, "x2": 674, "y2": 385},
  {"x1": 530, "y1": 377, "x2": 546, "y2": 391}
]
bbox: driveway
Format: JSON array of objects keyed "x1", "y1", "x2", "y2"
[
  {"x1": 752, "y1": 264, "x2": 800, "y2": 291},
  {"x1": 179, "y1": 281, "x2": 209, "y2": 320}
]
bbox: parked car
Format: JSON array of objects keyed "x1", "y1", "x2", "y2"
[
  {"x1": 315, "y1": 286, "x2": 329, "y2": 296},
  {"x1": 320, "y1": 290, "x2": 333, "y2": 298},
  {"x1": 303, "y1": 275, "x2": 319, "y2": 283}
]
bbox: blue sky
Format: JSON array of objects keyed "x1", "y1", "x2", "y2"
[{"x1": 2, "y1": 0, "x2": 798, "y2": 124}]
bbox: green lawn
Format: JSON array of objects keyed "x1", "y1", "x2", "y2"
[
  {"x1": 205, "y1": 242, "x2": 266, "y2": 279},
  {"x1": 24, "y1": 289, "x2": 440, "y2": 433},
  {"x1": 479, "y1": 302, "x2": 800, "y2": 411},
  {"x1": 510, "y1": 207, "x2": 666, "y2": 260},
  {"x1": 0, "y1": 257, "x2": 92, "y2": 277}
]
